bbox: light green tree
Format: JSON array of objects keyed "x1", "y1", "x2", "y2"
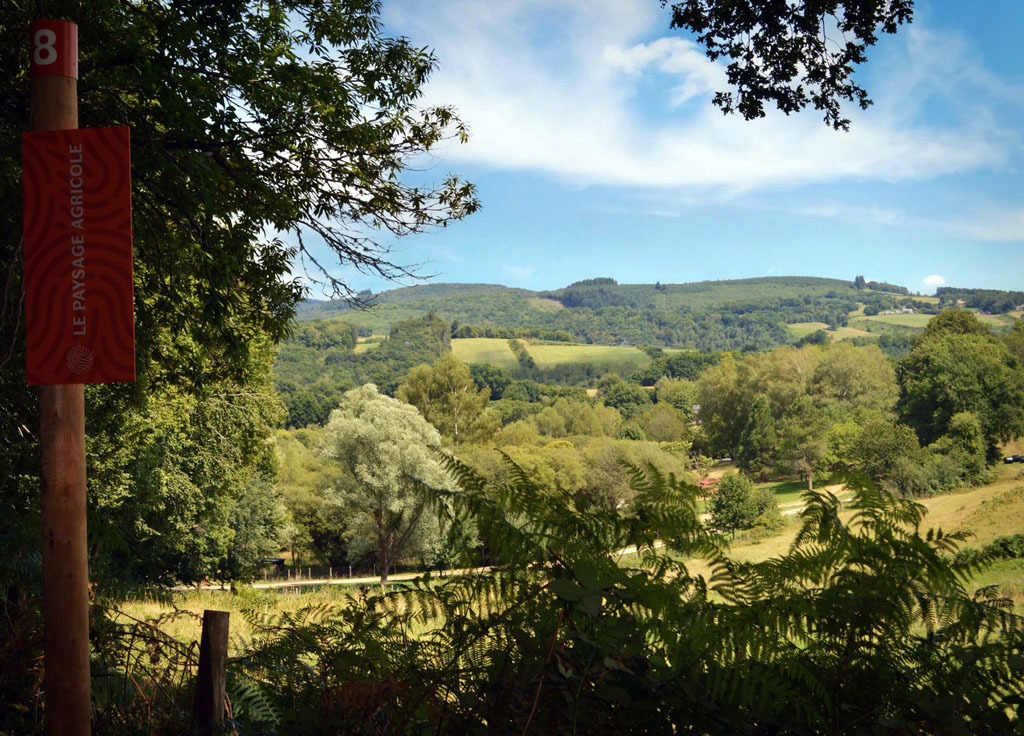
[
  {"x1": 398, "y1": 353, "x2": 494, "y2": 442},
  {"x1": 641, "y1": 404, "x2": 689, "y2": 443},
  {"x1": 323, "y1": 385, "x2": 452, "y2": 585}
]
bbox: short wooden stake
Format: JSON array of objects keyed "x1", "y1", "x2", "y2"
[{"x1": 193, "y1": 609, "x2": 229, "y2": 735}]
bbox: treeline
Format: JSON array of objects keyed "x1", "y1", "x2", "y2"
[
  {"x1": 296, "y1": 277, "x2": 897, "y2": 351},
  {"x1": 275, "y1": 314, "x2": 450, "y2": 427},
  {"x1": 861, "y1": 294, "x2": 940, "y2": 316},
  {"x1": 452, "y1": 323, "x2": 573, "y2": 341},
  {"x1": 697, "y1": 310, "x2": 1024, "y2": 495},
  {"x1": 937, "y1": 286, "x2": 1024, "y2": 313},
  {"x1": 276, "y1": 309, "x2": 1024, "y2": 581}
]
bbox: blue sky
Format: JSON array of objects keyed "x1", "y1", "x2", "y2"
[{"x1": 305, "y1": 0, "x2": 1024, "y2": 297}]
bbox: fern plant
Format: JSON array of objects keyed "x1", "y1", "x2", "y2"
[{"x1": 229, "y1": 459, "x2": 1023, "y2": 735}]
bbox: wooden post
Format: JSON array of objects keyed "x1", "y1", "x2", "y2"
[
  {"x1": 31, "y1": 20, "x2": 90, "y2": 736},
  {"x1": 193, "y1": 609, "x2": 229, "y2": 734}
]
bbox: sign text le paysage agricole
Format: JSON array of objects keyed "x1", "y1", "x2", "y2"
[{"x1": 23, "y1": 20, "x2": 134, "y2": 386}]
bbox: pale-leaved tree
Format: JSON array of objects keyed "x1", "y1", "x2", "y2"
[{"x1": 322, "y1": 384, "x2": 452, "y2": 584}]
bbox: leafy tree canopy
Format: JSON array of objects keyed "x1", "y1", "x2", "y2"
[
  {"x1": 322, "y1": 384, "x2": 452, "y2": 584},
  {"x1": 897, "y1": 332, "x2": 1024, "y2": 456},
  {"x1": 398, "y1": 353, "x2": 495, "y2": 442},
  {"x1": 920, "y1": 308, "x2": 993, "y2": 340},
  {"x1": 665, "y1": 0, "x2": 914, "y2": 129}
]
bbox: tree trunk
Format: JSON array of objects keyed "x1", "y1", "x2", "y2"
[{"x1": 807, "y1": 467, "x2": 814, "y2": 491}]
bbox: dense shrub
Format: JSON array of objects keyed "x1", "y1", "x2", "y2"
[{"x1": 217, "y1": 462, "x2": 1024, "y2": 735}]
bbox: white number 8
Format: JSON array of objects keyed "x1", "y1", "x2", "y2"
[{"x1": 33, "y1": 28, "x2": 57, "y2": 66}]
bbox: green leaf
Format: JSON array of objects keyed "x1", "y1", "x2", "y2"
[{"x1": 549, "y1": 577, "x2": 584, "y2": 601}]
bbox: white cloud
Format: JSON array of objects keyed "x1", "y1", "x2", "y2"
[
  {"x1": 602, "y1": 37, "x2": 725, "y2": 107},
  {"x1": 502, "y1": 263, "x2": 534, "y2": 280},
  {"x1": 797, "y1": 203, "x2": 909, "y2": 227},
  {"x1": 948, "y1": 207, "x2": 1024, "y2": 242},
  {"x1": 922, "y1": 274, "x2": 947, "y2": 289},
  {"x1": 387, "y1": 0, "x2": 1010, "y2": 197}
]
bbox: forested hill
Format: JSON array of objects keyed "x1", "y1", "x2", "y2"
[{"x1": 295, "y1": 276, "x2": 868, "y2": 348}]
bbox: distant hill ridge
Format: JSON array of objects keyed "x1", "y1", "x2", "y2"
[
  {"x1": 292, "y1": 275, "x2": 1018, "y2": 353},
  {"x1": 297, "y1": 275, "x2": 857, "y2": 320}
]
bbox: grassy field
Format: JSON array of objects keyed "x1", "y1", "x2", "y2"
[
  {"x1": 859, "y1": 310, "x2": 1018, "y2": 331},
  {"x1": 525, "y1": 297, "x2": 564, "y2": 312},
  {"x1": 862, "y1": 313, "x2": 934, "y2": 328},
  {"x1": 787, "y1": 322, "x2": 877, "y2": 341},
  {"x1": 451, "y1": 338, "x2": 520, "y2": 369},
  {"x1": 787, "y1": 321, "x2": 830, "y2": 338},
  {"x1": 115, "y1": 586, "x2": 359, "y2": 655},
  {"x1": 353, "y1": 341, "x2": 379, "y2": 354},
  {"x1": 974, "y1": 311, "x2": 1019, "y2": 327},
  {"x1": 526, "y1": 342, "x2": 652, "y2": 368},
  {"x1": 700, "y1": 459, "x2": 1024, "y2": 605}
]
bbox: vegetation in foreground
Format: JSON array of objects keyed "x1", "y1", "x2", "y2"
[{"x1": 67, "y1": 465, "x2": 1024, "y2": 734}]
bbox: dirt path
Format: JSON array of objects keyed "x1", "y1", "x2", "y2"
[{"x1": 189, "y1": 485, "x2": 853, "y2": 592}]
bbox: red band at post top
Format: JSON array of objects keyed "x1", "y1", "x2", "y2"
[{"x1": 29, "y1": 19, "x2": 78, "y2": 79}]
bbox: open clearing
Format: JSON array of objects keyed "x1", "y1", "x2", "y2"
[
  {"x1": 353, "y1": 341, "x2": 380, "y2": 354},
  {"x1": 124, "y1": 455, "x2": 1024, "y2": 642},
  {"x1": 526, "y1": 297, "x2": 564, "y2": 312},
  {"x1": 526, "y1": 342, "x2": 652, "y2": 368},
  {"x1": 787, "y1": 322, "x2": 830, "y2": 338},
  {"x1": 787, "y1": 322, "x2": 876, "y2": 341},
  {"x1": 862, "y1": 313, "x2": 933, "y2": 328},
  {"x1": 861, "y1": 310, "x2": 1018, "y2": 331},
  {"x1": 451, "y1": 338, "x2": 519, "y2": 369},
  {"x1": 974, "y1": 311, "x2": 1018, "y2": 327},
  {"x1": 686, "y1": 458, "x2": 1024, "y2": 609}
]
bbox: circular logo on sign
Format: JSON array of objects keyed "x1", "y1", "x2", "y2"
[{"x1": 66, "y1": 345, "x2": 94, "y2": 374}]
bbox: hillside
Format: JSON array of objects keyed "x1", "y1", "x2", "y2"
[
  {"x1": 276, "y1": 277, "x2": 1023, "y2": 427},
  {"x1": 295, "y1": 276, "x2": 867, "y2": 349},
  {"x1": 295, "y1": 276, "x2": 1019, "y2": 351}
]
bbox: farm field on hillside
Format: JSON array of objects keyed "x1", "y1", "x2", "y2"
[
  {"x1": 787, "y1": 322, "x2": 876, "y2": 340},
  {"x1": 861, "y1": 311, "x2": 1017, "y2": 330},
  {"x1": 451, "y1": 338, "x2": 519, "y2": 369},
  {"x1": 526, "y1": 342, "x2": 652, "y2": 367},
  {"x1": 787, "y1": 321, "x2": 830, "y2": 338},
  {"x1": 973, "y1": 311, "x2": 1018, "y2": 327},
  {"x1": 862, "y1": 313, "x2": 933, "y2": 328}
]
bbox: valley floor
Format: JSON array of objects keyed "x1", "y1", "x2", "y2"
[{"x1": 119, "y1": 449, "x2": 1024, "y2": 652}]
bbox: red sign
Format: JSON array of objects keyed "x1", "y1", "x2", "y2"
[
  {"x1": 22, "y1": 126, "x2": 135, "y2": 385},
  {"x1": 30, "y1": 20, "x2": 78, "y2": 79}
]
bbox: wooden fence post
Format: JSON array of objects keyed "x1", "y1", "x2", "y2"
[{"x1": 193, "y1": 609, "x2": 229, "y2": 734}]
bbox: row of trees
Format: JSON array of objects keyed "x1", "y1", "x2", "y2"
[
  {"x1": 700, "y1": 311, "x2": 1024, "y2": 493},
  {"x1": 275, "y1": 310, "x2": 1024, "y2": 581}
]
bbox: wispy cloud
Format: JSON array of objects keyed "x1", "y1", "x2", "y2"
[
  {"x1": 502, "y1": 263, "x2": 534, "y2": 280},
  {"x1": 388, "y1": 0, "x2": 1011, "y2": 197},
  {"x1": 949, "y1": 207, "x2": 1024, "y2": 242}
]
